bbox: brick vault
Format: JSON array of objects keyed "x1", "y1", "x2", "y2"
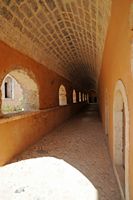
[{"x1": 0, "y1": 0, "x2": 111, "y2": 89}]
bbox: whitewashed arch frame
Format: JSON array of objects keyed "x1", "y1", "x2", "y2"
[
  {"x1": 113, "y1": 80, "x2": 129, "y2": 200},
  {"x1": 59, "y1": 84, "x2": 67, "y2": 106}
]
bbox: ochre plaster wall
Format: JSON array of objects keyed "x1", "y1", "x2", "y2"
[
  {"x1": 0, "y1": 104, "x2": 84, "y2": 165},
  {"x1": 0, "y1": 41, "x2": 75, "y2": 110},
  {"x1": 98, "y1": 0, "x2": 133, "y2": 198},
  {"x1": 0, "y1": 41, "x2": 86, "y2": 165}
]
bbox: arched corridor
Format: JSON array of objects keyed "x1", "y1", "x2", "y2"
[
  {"x1": 2, "y1": 107, "x2": 120, "y2": 200},
  {"x1": 0, "y1": 0, "x2": 133, "y2": 199}
]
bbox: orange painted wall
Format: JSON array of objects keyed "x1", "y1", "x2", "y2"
[
  {"x1": 0, "y1": 41, "x2": 86, "y2": 165},
  {"x1": 0, "y1": 41, "x2": 75, "y2": 110},
  {"x1": 98, "y1": 0, "x2": 133, "y2": 198},
  {"x1": 0, "y1": 104, "x2": 84, "y2": 165}
]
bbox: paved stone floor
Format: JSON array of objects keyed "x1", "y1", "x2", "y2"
[{"x1": 0, "y1": 109, "x2": 121, "y2": 200}]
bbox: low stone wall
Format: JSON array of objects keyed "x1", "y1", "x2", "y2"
[{"x1": 0, "y1": 103, "x2": 86, "y2": 165}]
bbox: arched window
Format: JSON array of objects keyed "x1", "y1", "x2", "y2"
[
  {"x1": 59, "y1": 85, "x2": 67, "y2": 106},
  {"x1": 82, "y1": 93, "x2": 84, "y2": 102},
  {"x1": 85, "y1": 94, "x2": 87, "y2": 101},
  {"x1": 1, "y1": 69, "x2": 39, "y2": 114},
  {"x1": 2, "y1": 76, "x2": 13, "y2": 99},
  {"x1": 73, "y1": 89, "x2": 76, "y2": 103},
  {"x1": 79, "y1": 92, "x2": 81, "y2": 102},
  {"x1": 113, "y1": 80, "x2": 129, "y2": 200}
]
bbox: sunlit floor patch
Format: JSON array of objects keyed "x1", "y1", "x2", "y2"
[{"x1": 0, "y1": 157, "x2": 98, "y2": 200}]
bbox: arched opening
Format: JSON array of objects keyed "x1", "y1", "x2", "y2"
[
  {"x1": 59, "y1": 85, "x2": 67, "y2": 106},
  {"x1": 3, "y1": 76, "x2": 13, "y2": 99},
  {"x1": 82, "y1": 93, "x2": 85, "y2": 102},
  {"x1": 1, "y1": 69, "x2": 39, "y2": 114},
  {"x1": 79, "y1": 92, "x2": 81, "y2": 102},
  {"x1": 113, "y1": 80, "x2": 129, "y2": 200},
  {"x1": 73, "y1": 89, "x2": 76, "y2": 103}
]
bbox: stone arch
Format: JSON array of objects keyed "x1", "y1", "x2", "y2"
[
  {"x1": 73, "y1": 89, "x2": 76, "y2": 103},
  {"x1": 1, "y1": 69, "x2": 39, "y2": 114},
  {"x1": 79, "y1": 92, "x2": 81, "y2": 102},
  {"x1": 59, "y1": 85, "x2": 67, "y2": 106},
  {"x1": 113, "y1": 80, "x2": 129, "y2": 200},
  {"x1": 82, "y1": 93, "x2": 85, "y2": 102},
  {"x1": 2, "y1": 75, "x2": 13, "y2": 99}
]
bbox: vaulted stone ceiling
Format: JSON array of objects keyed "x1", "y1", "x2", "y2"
[{"x1": 0, "y1": 0, "x2": 112, "y2": 89}]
